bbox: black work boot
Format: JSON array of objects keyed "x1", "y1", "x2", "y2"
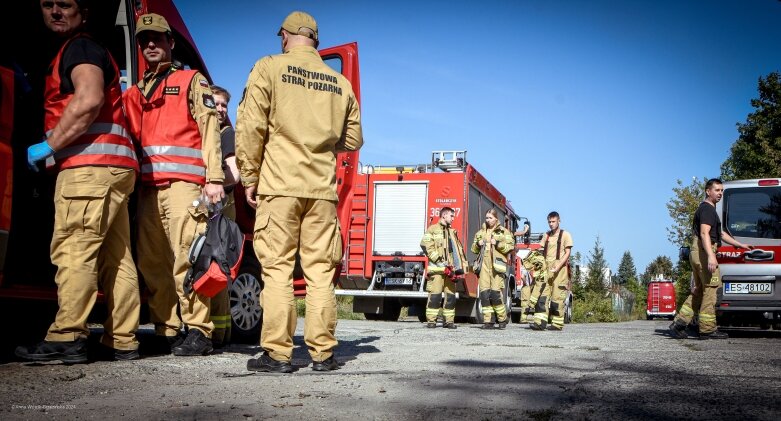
[
  {"x1": 143, "y1": 332, "x2": 185, "y2": 356},
  {"x1": 529, "y1": 322, "x2": 545, "y2": 331},
  {"x1": 698, "y1": 330, "x2": 729, "y2": 340},
  {"x1": 15, "y1": 338, "x2": 88, "y2": 364},
  {"x1": 312, "y1": 356, "x2": 339, "y2": 372},
  {"x1": 481, "y1": 323, "x2": 494, "y2": 330},
  {"x1": 172, "y1": 329, "x2": 213, "y2": 356},
  {"x1": 443, "y1": 322, "x2": 457, "y2": 329},
  {"x1": 668, "y1": 321, "x2": 688, "y2": 339},
  {"x1": 114, "y1": 349, "x2": 141, "y2": 361},
  {"x1": 98, "y1": 343, "x2": 140, "y2": 361},
  {"x1": 426, "y1": 322, "x2": 437, "y2": 328},
  {"x1": 247, "y1": 352, "x2": 293, "y2": 373},
  {"x1": 497, "y1": 319, "x2": 509, "y2": 329}
]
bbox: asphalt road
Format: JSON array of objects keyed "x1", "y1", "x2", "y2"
[{"x1": 2, "y1": 318, "x2": 781, "y2": 420}]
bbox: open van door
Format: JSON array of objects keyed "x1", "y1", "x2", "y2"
[{"x1": 0, "y1": 0, "x2": 211, "y2": 296}]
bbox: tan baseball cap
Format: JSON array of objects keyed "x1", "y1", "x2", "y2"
[
  {"x1": 135, "y1": 13, "x2": 171, "y2": 35},
  {"x1": 277, "y1": 11, "x2": 318, "y2": 41}
]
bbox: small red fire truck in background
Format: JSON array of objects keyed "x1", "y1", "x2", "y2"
[
  {"x1": 335, "y1": 151, "x2": 521, "y2": 323},
  {"x1": 646, "y1": 276, "x2": 676, "y2": 320}
]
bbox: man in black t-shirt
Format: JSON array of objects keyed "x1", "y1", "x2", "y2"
[
  {"x1": 208, "y1": 84, "x2": 239, "y2": 347},
  {"x1": 670, "y1": 178, "x2": 751, "y2": 340},
  {"x1": 17, "y1": 0, "x2": 141, "y2": 363}
]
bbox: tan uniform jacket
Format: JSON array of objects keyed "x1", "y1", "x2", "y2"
[
  {"x1": 420, "y1": 220, "x2": 468, "y2": 275},
  {"x1": 470, "y1": 225, "x2": 515, "y2": 273},
  {"x1": 235, "y1": 46, "x2": 363, "y2": 200},
  {"x1": 133, "y1": 63, "x2": 223, "y2": 183},
  {"x1": 541, "y1": 229, "x2": 574, "y2": 266}
]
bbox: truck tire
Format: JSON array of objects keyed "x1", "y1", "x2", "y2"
[
  {"x1": 230, "y1": 254, "x2": 263, "y2": 344},
  {"x1": 364, "y1": 298, "x2": 401, "y2": 321},
  {"x1": 380, "y1": 298, "x2": 402, "y2": 321},
  {"x1": 564, "y1": 294, "x2": 573, "y2": 324}
]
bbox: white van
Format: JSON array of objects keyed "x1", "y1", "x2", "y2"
[{"x1": 715, "y1": 178, "x2": 781, "y2": 329}]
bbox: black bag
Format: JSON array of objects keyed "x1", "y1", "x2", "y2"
[{"x1": 184, "y1": 213, "x2": 245, "y2": 297}]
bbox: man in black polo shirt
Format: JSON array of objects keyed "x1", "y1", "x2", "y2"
[{"x1": 670, "y1": 178, "x2": 752, "y2": 340}]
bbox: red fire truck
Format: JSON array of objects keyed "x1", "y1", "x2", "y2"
[
  {"x1": 335, "y1": 151, "x2": 521, "y2": 323},
  {"x1": 0, "y1": 0, "x2": 362, "y2": 343},
  {"x1": 646, "y1": 276, "x2": 676, "y2": 320}
]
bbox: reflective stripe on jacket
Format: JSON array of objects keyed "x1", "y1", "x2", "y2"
[{"x1": 124, "y1": 69, "x2": 207, "y2": 185}]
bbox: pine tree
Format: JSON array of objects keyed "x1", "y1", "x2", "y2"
[
  {"x1": 585, "y1": 236, "x2": 608, "y2": 294},
  {"x1": 616, "y1": 251, "x2": 637, "y2": 285},
  {"x1": 641, "y1": 255, "x2": 675, "y2": 285}
]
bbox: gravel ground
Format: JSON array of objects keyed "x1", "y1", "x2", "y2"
[{"x1": 2, "y1": 318, "x2": 780, "y2": 420}]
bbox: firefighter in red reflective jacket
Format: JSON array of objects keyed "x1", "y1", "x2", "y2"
[
  {"x1": 16, "y1": 0, "x2": 140, "y2": 363},
  {"x1": 123, "y1": 13, "x2": 224, "y2": 356}
]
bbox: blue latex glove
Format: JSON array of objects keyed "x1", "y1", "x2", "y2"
[{"x1": 27, "y1": 141, "x2": 55, "y2": 172}]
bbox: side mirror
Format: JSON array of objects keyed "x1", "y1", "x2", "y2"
[{"x1": 679, "y1": 246, "x2": 690, "y2": 261}]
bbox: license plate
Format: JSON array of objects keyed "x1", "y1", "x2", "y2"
[
  {"x1": 384, "y1": 277, "x2": 412, "y2": 285},
  {"x1": 724, "y1": 282, "x2": 772, "y2": 294}
]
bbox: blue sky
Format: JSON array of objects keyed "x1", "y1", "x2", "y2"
[{"x1": 175, "y1": 0, "x2": 781, "y2": 275}]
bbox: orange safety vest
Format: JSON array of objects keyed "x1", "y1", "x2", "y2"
[
  {"x1": 124, "y1": 69, "x2": 206, "y2": 186},
  {"x1": 43, "y1": 34, "x2": 138, "y2": 172}
]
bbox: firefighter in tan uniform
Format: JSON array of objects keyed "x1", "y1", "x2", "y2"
[
  {"x1": 237, "y1": 11, "x2": 363, "y2": 373},
  {"x1": 531, "y1": 211, "x2": 572, "y2": 331},
  {"x1": 523, "y1": 249, "x2": 547, "y2": 323},
  {"x1": 471, "y1": 209, "x2": 515, "y2": 329},
  {"x1": 123, "y1": 14, "x2": 225, "y2": 356},
  {"x1": 421, "y1": 207, "x2": 468, "y2": 329},
  {"x1": 669, "y1": 178, "x2": 751, "y2": 340},
  {"x1": 515, "y1": 222, "x2": 533, "y2": 323},
  {"x1": 16, "y1": 0, "x2": 141, "y2": 363}
]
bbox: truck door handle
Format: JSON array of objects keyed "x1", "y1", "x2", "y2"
[{"x1": 744, "y1": 249, "x2": 774, "y2": 261}]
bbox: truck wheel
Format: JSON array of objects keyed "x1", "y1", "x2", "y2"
[
  {"x1": 511, "y1": 312, "x2": 521, "y2": 323},
  {"x1": 564, "y1": 295, "x2": 573, "y2": 324},
  {"x1": 381, "y1": 299, "x2": 402, "y2": 321},
  {"x1": 230, "y1": 255, "x2": 263, "y2": 344}
]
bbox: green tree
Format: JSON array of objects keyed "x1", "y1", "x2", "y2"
[
  {"x1": 585, "y1": 236, "x2": 608, "y2": 294},
  {"x1": 666, "y1": 177, "x2": 707, "y2": 249},
  {"x1": 616, "y1": 251, "x2": 637, "y2": 285},
  {"x1": 674, "y1": 256, "x2": 692, "y2": 308},
  {"x1": 641, "y1": 255, "x2": 675, "y2": 285},
  {"x1": 721, "y1": 72, "x2": 781, "y2": 180}
]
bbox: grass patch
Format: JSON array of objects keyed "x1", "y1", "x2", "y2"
[
  {"x1": 295, "y1": 296, "x2": 365, "y2": 320},
  {"x1": 572, "y1": 291, "x2": 618, "y2": 323}
]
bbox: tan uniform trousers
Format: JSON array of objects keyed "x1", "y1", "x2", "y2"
[
  {"x1": 210, "y1": 191, "x2": 235, "y2": 344},
  {"x1": 478, "y1": 265, "x2": 508, "y2": 323},
  {"x1": 254, "y1": 195, "x2": 342, "y2": 363},
  {"x1": 425, "y1": 274, "x2": 457, "y2": 323},
  {"x1": 675, "y1": 237, "x2": 721, "y2": 333},
  {"x1": 46, "y1": 166, "x2": 140, "y2": 351},
  {"x1": 519, "y1": 284, "x2": 532, "y2": 322},
  {"x1": 137, "y1": 181, "x2": 212, "y2": 338}
]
